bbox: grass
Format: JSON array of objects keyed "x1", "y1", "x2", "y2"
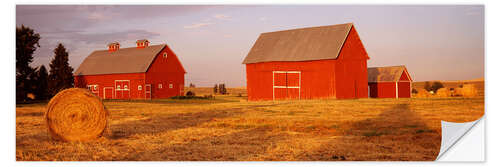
[{"x1": 16, "y1": 91, "x2": 484, "y2": 161}]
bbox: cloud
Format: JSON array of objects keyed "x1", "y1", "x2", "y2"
[
  {"x1": 213, "y1": 14, "x2": 231, "y2": 20},
  {"x1": 183, "y1": 22, "x2": 214, "y2": 29},
  {"x1": 223, "y1": 34, "x2": 233, "y2": 38},
  {"x1": 259, "y1": 17, "x2": 268, "y2": 21}
]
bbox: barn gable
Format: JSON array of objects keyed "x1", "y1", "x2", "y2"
[
  {"x1": 367, "y1": 66, "x2": 412, "y2": 82},
  {"x1": 74, "y1": 44, "x2": 166, "y2": 76},
  {"x1": 242, "y1": 23, "x2": 356, "y2": 64},
  {"x1": 145, "y1": 44, "x2": 186, "y2": 74}
]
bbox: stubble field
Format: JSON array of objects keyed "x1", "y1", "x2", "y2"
[{"x1": 16, "y1": 88, "x2": 484, "y2": 161}]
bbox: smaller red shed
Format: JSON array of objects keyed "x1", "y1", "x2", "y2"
[{"x1": 367, "y1": 65, "x2": 412, "y2": 98}]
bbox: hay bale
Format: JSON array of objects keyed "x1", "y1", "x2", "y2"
[
  {"x1": 461, "y1": 84, "x2": 478, "y2": 97},
  {"x1": 45, "y1": 88, "x2": 109, "y2": 142},
  {"x1": 414, "y1": 88, "x2": 431, "y2": 98},
  {"x1": 435, "y1": 88, "x2": 451, "y2": 97}
]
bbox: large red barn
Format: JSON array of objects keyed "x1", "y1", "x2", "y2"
[
  {"x1": 367, "y1": 65, "x2": 412, "y2": 98},
  {"x1": 74, "y1": 39, "x2": 186, "y2": 99},
  {"x1": 242, "y1": 23, "x2": 370, "y2": 101}
]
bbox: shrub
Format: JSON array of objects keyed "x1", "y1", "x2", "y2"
[
  {"x1": 424, "y1": 81, "x2": 432, "y2": 92},
  {"x1": 412, "y1": 88, "x2": 418, "y2": 94},
  {"x1": 431, "y1": 81, "x2": 444, "y2": 93},
  {"x1": 186, "y1": 91, "x2": 195, "y2": 97}
]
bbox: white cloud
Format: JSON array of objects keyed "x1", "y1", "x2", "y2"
[
  {"x1": 223, "y1": 34, "x2": 233, "y2": 38},
  {"x1": 183, "y1": 22, "x2": 214, "y2": 29},
  {"x1": 213, "y1": 14, "x2": 231, "y2": 20},
  {"x1": 259, "y1": 17, "x2": 268, "y2": 21}
]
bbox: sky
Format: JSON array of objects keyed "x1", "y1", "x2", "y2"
[{"x1": 16, "y1": 5, "x2": 484, "y2": 87}]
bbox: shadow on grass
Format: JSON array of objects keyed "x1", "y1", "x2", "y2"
[
  {"x1": 296, "y1": 103, "x2": 441, "y2": 161},
  {"x1": 109, "y1": 108, "x2": 244, "y2": 140},
  {"x1": 121, "y1": 126, "x2": 290, "y2": 161}
]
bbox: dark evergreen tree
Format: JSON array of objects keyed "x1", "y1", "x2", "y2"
[
  {"x1": 213, "y1": 84, "x2": 218, "y2": 94},
  {"x1": 16, "y1": 25, "x2": 40, "y2": 102},
  {"x1": 219, "y1": 83, "x2": 227, "y2": 95},
  {"x1": 35, "y1": 65, "x2": 49, "y2": 100},
  {"x1": 48, "y1": 43, "x2": 74, "y2": 96}
]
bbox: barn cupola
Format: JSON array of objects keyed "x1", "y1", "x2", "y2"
[
  {"x1": 107, "y1": 42, "x2": 120, "y2": 52},
  {"x1": 136, "y1": 39, "x2": 150, "y2": 48}
]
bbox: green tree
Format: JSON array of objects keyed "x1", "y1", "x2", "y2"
[
  {"x1": 16, "y1": 25, "x2": 40, "y2": 102},
  {"x1": 48, "y1": 43, "x2": 74, "y2": 96},
  {"x1": 35, "y1": 65, "x2": 49, "y2": 100}
]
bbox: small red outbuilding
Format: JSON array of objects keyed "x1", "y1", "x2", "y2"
[
  {"x1": 74, "y1": 39, "x2": 186, "y2": 99},
  {"x1": 367, "y1": 65, "x2": 413, "y2": 98},
  {"x1": 243, "y1": 23, "x2": 370, "y2": 101}
]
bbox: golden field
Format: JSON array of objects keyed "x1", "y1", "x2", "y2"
[{"x1": 16, "y1": 88, "x2": 484, "y2": 161}]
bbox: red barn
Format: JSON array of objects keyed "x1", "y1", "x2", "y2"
[
  {"x1": 74, "y1": 39, "x2": 186, "y2": 99},
  {"x1": 242, "y1": 23, "x2": 370, "y2": 101},
  {"x1": 367, "y1": 65, "x2": 412, "y2": 98}
]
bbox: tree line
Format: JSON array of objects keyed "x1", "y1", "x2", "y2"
[{"x1": 16, "y1": 25, "x2": 74, "y2": 103}]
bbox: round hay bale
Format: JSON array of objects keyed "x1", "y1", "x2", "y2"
[
  {"x1": 414, "y1": 88, "x2": 431, "y2": 98},
  {"x1": 461, "y1": 84, "x2": 478, "y2": 97},
  {"x1": 435, "y1": 88, "x2": 451, "y2": 97},
  {"x1": 45, "y1": 88, "x2": 109, "y2": 142}
]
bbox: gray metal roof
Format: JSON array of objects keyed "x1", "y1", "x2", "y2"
[
  {"x1": 242, "y1": 23, "x2": 353, "y2": 64},
  {"x1": 74, "y1": 44, "x2": 166, "y2": 76},
  {"x1": 367, "y1": 65, "x2": 410, "y2": 82}
]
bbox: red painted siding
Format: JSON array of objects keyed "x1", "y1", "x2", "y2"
[
  {"x1": 245, "y1": 26, "x2": 369, "y2": 101},
  {"x1": 145, "y1": 45, "x2": 186, "y2": 99},
  {"x1": 369, "y1": 82, "x2": 396, "y2": 98},
  {"x1": 334, "y1": 26, "x2": 369, "y2": 99},
  {"x1": 74, "y1": 73, "x2": 145, "y2": 99},
  {"x1": 368, "y1": 69, "x2": 412, "y2": 98},
  {"x1": 246, "y1": 60, "x2": 337, "y2": 101},
  {"x1": 397, "y1": 81, "x2": 411, "y2": 98}
]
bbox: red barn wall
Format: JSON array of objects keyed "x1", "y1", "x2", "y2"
[
  {"x1": 145, "y1": 45, "x2": 186, "y2": 99},
  {"x1": 74, "y1": 73, "x2": 145, "y2": 99},
  {"x1": 397, "y1": 71, "x2": 412, "y2": 98},
  {"x1": 334, "y1": 26, "x2": 369, "y2": 99},
  {"x1": 245, "y1": 60, "x2": 337, "y2": 101},
  {"x1": 368, "y1": 82, "x2": 396, "y2": 98},
  {"x1": 397, "y1": 82, "x2": 411, "y2": 98}
]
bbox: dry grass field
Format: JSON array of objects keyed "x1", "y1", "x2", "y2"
[{"x1": 16, "y1": 88, "x2": 484, "y2": 161}]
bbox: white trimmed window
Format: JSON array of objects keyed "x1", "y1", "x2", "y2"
[
  {"x1": 163, "y1": 52, "x2": 168, "y2": 58},
  {"x1": 93, "y1": 85, "x2": 98, "y2": 90},
  {"x1": 117, "y1": 85, "x2": 121, "y2": 90},
  {"x1": 169, "y1": 83, "x2": 173, "y2": 88},
  {"x1": 124, "y1": 85, "x2": 128, "y2": 90},
  {"x1": 138, "y1": 85, "x2": 142, "y2": 90},
  {"x1": 158, "y1": 84, "x2": 163, "y2": 89}
]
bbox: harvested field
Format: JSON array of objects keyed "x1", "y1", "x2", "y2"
[{"x1": 16, "y1": 94, "x2": 483, "y2": 161}]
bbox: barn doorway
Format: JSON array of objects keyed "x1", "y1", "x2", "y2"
[
  {"x1": 115, "y1": 80, "x2": 130, "y2": 99},
  {"x1": 272, "y1": 71, "x2": 301, "y2": 100},
  {"x1": 145, "y1": 84, "x2": 152, "y2": 99}
]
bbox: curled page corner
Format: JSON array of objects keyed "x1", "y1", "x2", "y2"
[{"x1": 436, "y1": 117, "x2": 483, "y2": 161}]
